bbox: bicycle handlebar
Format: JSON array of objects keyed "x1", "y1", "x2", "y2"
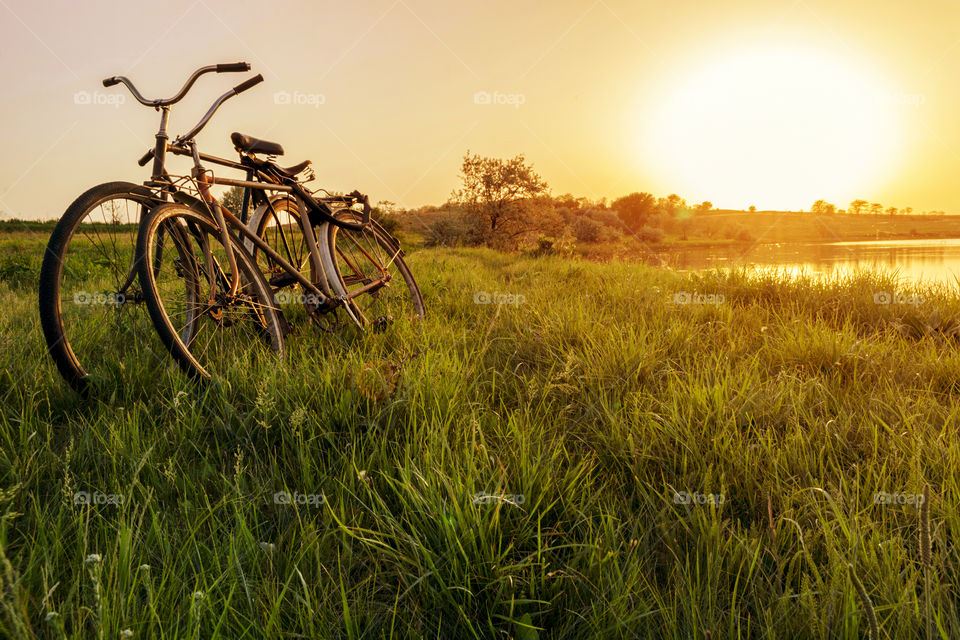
[
  {"x1": 216, "y1": 62, "x2": 250, "y2": 73},
  {"x1": 133, "y1": 71, "x2": 264, "y2": 166},
  {"x1": 101, "y1": 62, "x2": 251, "y2": 107},
  {"x1": 232, "y1": 74, "x2": 264, "y2": 95}
]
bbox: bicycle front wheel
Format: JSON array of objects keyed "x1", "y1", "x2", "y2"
[
  {"x1": 137, "y1": 203, "x2": 285, "y2": 382},
  {"x1": 38, "y1": 181, "x2": 164, "y2": 394}
]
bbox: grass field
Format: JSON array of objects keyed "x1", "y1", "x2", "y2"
[{"x1": 3, "y1": 229, "x2": 960, "y2": 638}]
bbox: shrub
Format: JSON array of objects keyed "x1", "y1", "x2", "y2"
[
  {"x1": 581, "y1": 207, "x2": 623, "y2": 231},
  {"x1": 528, "y1": 230, "x2": 576, "y2": 257},
  {"x1": 425, "y1": 214, "x2": 483, "y2": 247},
  {"x1": 571, "y1": 216, "x2": 604, "y2": 242},
  {"x1": 634, "y1": 225, "x2": 665, "y2": 244},
  {"x1": 572, "y1": 215, "x2": 621, "y2": 243}
]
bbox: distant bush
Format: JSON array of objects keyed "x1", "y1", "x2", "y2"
[
  {"x1": 634, "y1": 225, "x2": 665, "y2": 244},
  {"x1": 425, "y1": 214, "x2": 482, "y2": 247},
  {"x1": 571, "y1": 216, "x2": 604, "y2": 242},
  {"x1": 571, "y1": 215, "x2": 620, "y2": 243},
  {"x1": 528, "y1": 231, "x2": 576, "y2": 257},
  {"x1": 582, "y1": 207, "x2": 623, "y2": 230}
]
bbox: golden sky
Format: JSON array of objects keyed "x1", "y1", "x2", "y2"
[{"x1": 2, "y1": 0, "x2": 960, "y2": 218}]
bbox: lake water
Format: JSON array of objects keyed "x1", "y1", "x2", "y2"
[{"x1": 655, "y1": 239, "x2": 960, "y2": 287}]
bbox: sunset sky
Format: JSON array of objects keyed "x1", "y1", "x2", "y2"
[{"x1": 2, "y1": 0, "x2": 960, "y2": 219}]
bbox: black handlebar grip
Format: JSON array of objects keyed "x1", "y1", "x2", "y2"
[
  {"x1": 138, "y1": 149, "x2": 155, "y2": 167},
  {"x1": 348, "y1": 190, "x2": 372, "y2": 224},
  {"x1": 102, "y1": 77, "x2": 120, "y2": 87},
  {"x1": 216, "y1": 62, "x2": 250, "y2": 73},
  {"x1": 232, "y1": 74, "x2": 264, "y2": 95}
]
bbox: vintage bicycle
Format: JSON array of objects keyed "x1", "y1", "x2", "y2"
[{"x1": 38, "y1": 62, "x2": 424, "y2": 392}]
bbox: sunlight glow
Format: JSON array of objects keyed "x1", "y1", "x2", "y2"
[{"x1": 642, "y1": 47, "x2": 902, "y2": 210}]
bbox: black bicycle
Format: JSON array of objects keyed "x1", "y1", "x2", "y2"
[{"x1": 39, "y1": 63, "x2": 424, "y2": 392}]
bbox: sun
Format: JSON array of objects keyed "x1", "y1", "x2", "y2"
[{"x1": 640, "y1": 47, "x2": 902, "y2": 210}]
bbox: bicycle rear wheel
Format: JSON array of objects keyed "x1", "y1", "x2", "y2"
[
  {"x1": 137, "y1": 203, "x2": 285, "y2": 381},
  {"x1": 38, "y1": 182, "x2": 165, "y2": 394},
  {"x1": 320, "y1": 210, "x2": 425, "y2": 332}
]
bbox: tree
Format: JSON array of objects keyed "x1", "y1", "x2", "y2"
[
  {"x1": 886, "y1": 206, "x2": 898, "y2": 216},
  {"x1": 221, "y1": 185, "x2": 245, "y2": 213},
  {"x1": 451, "y1": 151, "x2": 549, "y2": 247},
  {"x1": 658, "y1": 194, "x2": 688, "y2": 218},
  {"x1": 869, "y1": 203, "x2": 882, "y2": 216},
  {"x1": 695, "y1": 201, "x2": 713, "y2": 214},
  {"x1": 748, "y1": 205, "x2": 757, "y2": 213},
  {"x1": 611, "y1": 192, "x2": 658, "y2": 230},
  {"x1": 811, "y1": 200, "x2": 836, "y2": 216},
  {"x1": 904, "y1": 207, "x2": 913, "y2": 215},
  {"x1": 849, "y1": 199, "x2": 868, "y2": 215}
]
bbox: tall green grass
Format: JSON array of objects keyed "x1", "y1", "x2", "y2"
[{"x1": 1, "y1": 241, "x2": 959, "y2": 638}]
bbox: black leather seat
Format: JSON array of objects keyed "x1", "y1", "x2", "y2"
[
  {"x1": 231, "y1": 132, "x2": 284, "y2": 156},
  {"x1": 274, "y1": 159, "x2": 311, "y2": 178},
  {"x1": 231, "y1": 132, "x2": 312, "y2": 177}
]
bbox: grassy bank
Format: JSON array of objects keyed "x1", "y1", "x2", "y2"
[
  {"x1": 669, "y1": 210, "x2": 960, "y2": 245},
  {"x1": 2, "y1": 239, "x2": 960, "y2": 637}
]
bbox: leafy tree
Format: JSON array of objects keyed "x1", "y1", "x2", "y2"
[
  {"x1": 553, "y1": 193, "x2": 589, "y2": 212},
  {"x1": 695, "y1": 201, "x2": 713, "y2": 214},
  {"x1": 811, "y1": 200, "x2": 836, "y2": 216},
  {"x1": 611, "y1": 192, "x2": 658, "y2": 230},
  {"x1": 748, "y1": 205, "x2": 757, "y2": 213},
  {"x1": 451, "y1": 151, "x2": 549, "y2": 247},
  {"x1": 904, "y1": 207, "x2": 913, "y2": 215},
  {"x1": 848, "y1": 199, "x2": 868, "y2": 215},
  {"x1": 658, "y1": 194, "x2": 688, "y2": 217},
  {"x1": 870, "y1": 202, "x2": 883, "y2": 216},
  {"x1": 886, "y1": 207, "x2": 898, "y2": 216}
]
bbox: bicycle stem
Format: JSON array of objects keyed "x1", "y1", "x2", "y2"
[{"x1": 150, "y1": 107, "x2": 171, "y2": 182}]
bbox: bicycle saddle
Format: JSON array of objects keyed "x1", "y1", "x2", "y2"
[
  {"x1": 231, "y1": 132, "x2": 312, "y2": 177},
  {"x1": 231, "y1": 132, "x2": 284, "y2": 156}
]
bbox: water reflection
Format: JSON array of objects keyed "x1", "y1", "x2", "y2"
[{"x1": 652, "y1": 239, "x2": 960, "y2": 287}]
